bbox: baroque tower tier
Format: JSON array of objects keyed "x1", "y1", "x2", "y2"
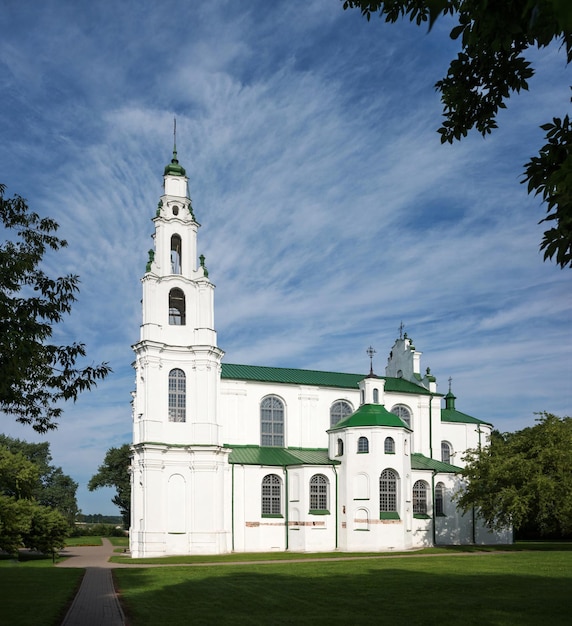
[{"x1": 130, "y1": 148, "x2": 231, "y2": 557}]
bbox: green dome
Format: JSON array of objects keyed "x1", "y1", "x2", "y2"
[
  {"x1": 164, "y1": 150, "x2": 186, "y2": 177},
  {"x1": 330, "y1": 404, "x2": 410, "y2": 431}
]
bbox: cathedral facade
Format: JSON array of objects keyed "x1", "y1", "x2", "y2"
[{"x1": 129, "y1": 151, "x2": 511, "y2": 557}]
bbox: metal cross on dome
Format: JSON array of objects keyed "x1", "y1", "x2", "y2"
[{"x1": 367, "y1": 346, "x2": 376, "y2": 376}]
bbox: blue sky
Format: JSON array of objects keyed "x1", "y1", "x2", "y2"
[{"x1": 1, "y1": 1, "x2": 570, "y2": 515}]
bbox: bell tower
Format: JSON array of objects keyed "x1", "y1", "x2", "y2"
[{"x1": 130, "y1": 137, "x2": 230, "y2": 557}]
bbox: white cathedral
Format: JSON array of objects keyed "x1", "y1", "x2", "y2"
[{"x1": 129, "y1": 149, "x2": 511, "y2": 558}]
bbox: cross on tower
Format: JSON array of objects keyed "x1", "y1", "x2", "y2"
[
  {"x1": 399, "y1": 321, "x2": 404, "y2": 339},
  {"x1": 366, "y1": 346, "x2": 376, "y2": 376}
]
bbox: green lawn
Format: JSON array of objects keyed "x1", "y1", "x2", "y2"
[
  {"x1": 0, "y1": 559, "x2": 83, "y2": 626},
  {"x1": 1, "y1": 544, "x2": 570, "y2": 625},
  {"x1": 114, "y1": 550, "x2": 572, "y2": 626}
]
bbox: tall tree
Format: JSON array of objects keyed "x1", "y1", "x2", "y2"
[
  {"x1": 343, "y1": 1, "x2": 572, "y2": 268},
  {"x1": 457, "y1": 413, "x2": 572, "y2": 537},
  {"x1": 89, "y1": 444, "x2": 131, "y2": 528},
  {"x1": 0, "y1": 184, "x2": 111, "y2": 433}
]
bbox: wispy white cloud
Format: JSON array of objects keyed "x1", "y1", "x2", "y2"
[{"x1": 0, "y1": 1, "x2": 570, "y2": 514}]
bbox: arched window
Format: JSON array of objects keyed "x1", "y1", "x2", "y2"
[
  {"x1": 360, "y1": 389, "x2": 365, "y2": 405},
  {"x1": 330, "y1": 400, "x2": 353, "y2": 428},
  {"x1": 337, "y1": 438, "x2": 344, "y2": 456},
  {"x1": 373, "y1": 388, "x2": 379, "y2": 403},
  {"x1": 309, "y1": 474, "x2": 329, "y2": 512},
  {"x1": 170, "y1": 234, "x2": 182, "y2": 274},
  {"x1": 261, "y1": 474, "x2": 282, "y2": 516},
  {"x1": 168, "y1": 288, "x2": 186, "y2": 325},
  {"x1": 260, "y1": 396, "x2": 284, "y2": 447},
  {"x1": 384, "y1": 436, "x2": 395, "y2": 454},
  {"x1": 357, "y1": 436, "x2": 369, "y2": 453},
  {"x1": 435, "y1": 482, "x2": 445, "y2": 516},
  {"x1": 413, "y1": 480, "x2": 429, "y2": 515},
  {"x1": 168, "y1": 368, "x2": 186, "y2": 422},
  {"x1": 441, "y1": 441, "x2": 452, "y2": 464},
  {"x1": 379, "y1": 469, "x2": 399, "y2": 514},
  {"x1": 391, "y1": 404, "x2": 412, "y2": 428}
]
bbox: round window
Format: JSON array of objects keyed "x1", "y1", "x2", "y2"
[{"x1": 172, "y1": 205, "x2": 179, "y2": 216}]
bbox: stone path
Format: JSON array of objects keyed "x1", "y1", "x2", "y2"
[{"x1": 57, "y1": 539, "x2": 126, "y2": 626}]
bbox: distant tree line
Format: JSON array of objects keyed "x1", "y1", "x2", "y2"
[{"x1": 76, "y1": 513, "x2": 123, "y2": 525}]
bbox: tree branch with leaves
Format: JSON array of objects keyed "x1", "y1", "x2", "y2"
[
  {"x1": 343, "y1": 1, "x2": 572, "y2": 267},
  {"x1": 0, "y1": 184, "x2": 111, "y2": 432}
]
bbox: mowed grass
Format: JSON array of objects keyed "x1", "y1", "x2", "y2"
[
  {"x1": 0, "y1": 559, "x2": 83, "y2": 626},
  {"x1": 64, "y1": 535, "x2": 103, "y2": 546},
  {"x1": 114, "y1": 550, "x2": 572, "y2": 626}
]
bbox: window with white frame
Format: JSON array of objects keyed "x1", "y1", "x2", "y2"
[
  {"x1": 413, "y1": 480, "x2": 429, "y2": 515},
  {"x1": 260, "y1": 396, "x2": 284, "y2": 447},
  {"x1": 390, "y1": 404, "x2": 412, "y2": 428},
  {"x1": 309, "y1": 474, "x2": 329, "y2": 512},
  {"x1": 379, "y1": 469, "x2": 398, "y2": 514},
  {"x1": 330, "y1": 400, "x2": 352, "y2": 427},
  {"x1": 357, "y1": 436, "x2": 369, "y2": 453},
  {"x1": 168, "y1": 368, "x2": 186, "y2": 422},
  {"x1": 168, "y1": 288, "x2": 186, "y2": 325},
  {"x1": 337, "y1": 438, "x2": 344, "y2": 456},
  {"x1": 441, "y1": 441, "x2": 452, "y2": 464},
  {"x1": 261, "y1": 474, "x2": 282, "y2": 516},
  {"x1": 170, "y1": 234, "x2": 182, "y2": 274},
  {"x1": 384, "y1": 436, "x2": 395, "y2": 454}
]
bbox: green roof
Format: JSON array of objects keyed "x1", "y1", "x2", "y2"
[
  {"x1": 411, "y1": 453, "x2": 462, "y2": 473},
  {"x1": 441, "y1": 408, "x2": 491, "y2": 426},
  {"x1": 227, "y1": 445, "x2": 336, "y2": 466},
  {"x1": 220, "y1": 363, "x2": 432, "y2": 395},
  {"x1": 329, "y1": 404, "x2": 410, "y2": 431}
]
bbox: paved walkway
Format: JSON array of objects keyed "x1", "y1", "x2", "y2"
[{"x1": 57, "y1": 539, "x2": 127, "y2": 626}]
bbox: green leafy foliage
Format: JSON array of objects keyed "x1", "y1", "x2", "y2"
[
  {"x1": 0, "y1": 184, "x2": 111, "y2": 432},
  {"x1": 457, "y1": 413, "x2": 572, "y2": 537},
  {"x1": 88, "y1": 444, "x2": 131, "y2": 527},
  {"x1": 0, "y1": 435, "x2": 79, "y2": 524},
  {"x1": 342, "y1": 1, "x2": 572, "y2": 268},
  {"x1": 0, "y1": 445, "x2": 69, "y2": 556}
]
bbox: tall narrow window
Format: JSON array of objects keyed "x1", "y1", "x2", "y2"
[
  {"x1": 391, "y1": 405, "x2": 412, "y2": 428},
  {"x1": 384, "y1": 437, "x2": 395, "y2": 454},
  {"x1": 357, "y1": 436, "x2": 369, "y2": 453},
  {"x1": 168, "y1": 288, "x2": 186, "y2": 325},
  {"x1": 170, "y1": 234, "x2": 182, "y2": 274},
  {"x1": 413, "y1": 480, "x2": 429, "y2": 515},
  {"x1": 379, "y1": 469, "x2": 398, "y2": 514},
  {"x1": 260, "y1": 396, "x2": 284, "y2": 447},
  {"x1": 337, "y1": 438, "x2": 344, "y2": 457},
  {"x1": 330, "y1": 400, "x2": 353, "y2": 427},
  {"x1": 310, "y1": 474, "x2": 329, "y2": 512},
  {"x1": 435, "y1": 482, "x2": 445, "y2": 516},
  {"x1": 441, "y1": 442, "x2": 452, "y2": 464},
  {"x1": 261, "y1": 474, "x2": 282, "y2": 516},
  {"x1": 168, "y1": 368, "x2": 186, "y2": 422},
  {"x1": 373, "y1": 388, "x2": 379, "y2": 403}
]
